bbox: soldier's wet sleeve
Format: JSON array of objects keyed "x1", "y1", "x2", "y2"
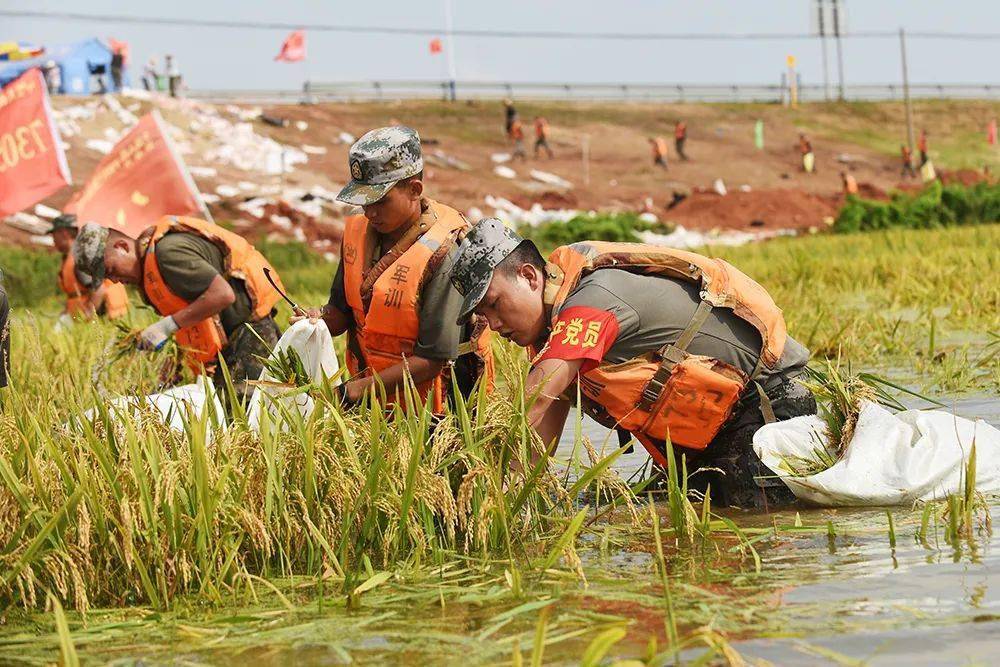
[
  {"x1": 413, "y1": 254, "x2": 463, "y2": 361},
  {"x1": 326, "y1": 262, "x2": 350, "y2": 315},
  {"x1": 0, "y1": 285, "x2": 9, "y2": 388}
]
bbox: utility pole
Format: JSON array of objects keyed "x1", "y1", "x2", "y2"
[
  {"x1": 817, "y1": 0, "x2": 831, "y2": 101},
  {"x1": 443, "y1": 0, "x2": 458, "y2": 101},
  {"x1": 900, "y1": 27, "x2": 916, "y2": 157},
  {"x1": 832, "y1": 0, "x2": 845, "y2": 101}
]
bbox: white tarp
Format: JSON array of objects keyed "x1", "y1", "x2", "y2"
[
  {"x1": 81, "y1": 378, "x2": 226, "y2": 434},
  {"x1": 754, "y1": 400, "x2": 1000, "y2": 506},
  {"x1": 246, "y1": 319, "x2": 341, "y2": 433}
]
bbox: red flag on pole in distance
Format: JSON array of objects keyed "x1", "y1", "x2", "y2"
[
  {"x1": 988, "y1": 119, "x2": 997, "y2": 146},
  {"x1": 64, "y1": 110, "x2": 208, "y2": 238},
  {"x1": 275, "y1": 30, "x2": 306, "y2": 62},
  {"x1": 429, "y1": 38, "x2": 443, "y2": 55},
  {"x1": 0, "y1": 68, "x2": 71, "y2": 217}
]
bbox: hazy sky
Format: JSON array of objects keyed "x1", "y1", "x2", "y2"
[{"x1": 5, "y1": 1, "x2": 1000, "y2": 90}]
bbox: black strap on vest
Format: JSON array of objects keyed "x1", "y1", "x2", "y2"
[{"x1": 636, "y1": 298, "x2": 775, "y2": 423}]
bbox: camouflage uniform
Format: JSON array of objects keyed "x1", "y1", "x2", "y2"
[
  {"x1": 450, "y1": 218, "x2": 813, "y2": 509},
  {"x1": 73, "y1": 222, "x2": 281, "y2": 411},
  {"x1": 0, "y1": 277, "x2": 8, "y2": 389},
  {"x1": 336, "y1": 126, "x2": 423, "y2": 206},
  {"x1": 215, "y1": 317, "x2": 281, "y2": 409}
]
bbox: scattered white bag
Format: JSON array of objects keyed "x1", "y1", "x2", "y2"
[
  {"x1": 247, "y1": 319, "x2": 341, "y2": 433},
  {"x1": 79, "y1": 378, "x2": 226, "y2": 434},
  {"x1": 754, "y1": 400, "x2": 1000, "y2": 506}
]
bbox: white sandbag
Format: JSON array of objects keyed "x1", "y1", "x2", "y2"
[
  {"x1": 493, "y1": 165, "x2": 517, "y2": 179},
  {"x1": 79, "y1": 378, "x2": 226, "y2": 434},
  {"x1": 247, "y1": 319, "x2": 340, "y2": 433},
  {"x1": 754, "y1": 400, "x2": 1000, "y2": 506}
]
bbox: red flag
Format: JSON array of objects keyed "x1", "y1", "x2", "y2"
[
  {"x1": 108, "y1": 38, "x2": 130, "y2": 65},
  {"x1": 275, "y1": 30, "x2": 306, "y2": 62},
  {"x1": 0, "y1": 68, "x2": 71, "y2": 217},
  {"x1": 429, "y1": 38, "x2": 443, "y2": 55},
  {"x1": 989, "y1": 119, "x2": 997, "y2": 146},
  {"x1": 64, "y1": 111, "x2": 206, "y2": 238}
]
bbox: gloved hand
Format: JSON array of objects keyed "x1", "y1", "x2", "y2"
[
  {"x1": 54, "y1": 312, "x2": 73, "y2": 332},
  {"x1": 137, "y1": 316, "x2": 179, "y2": 351}
]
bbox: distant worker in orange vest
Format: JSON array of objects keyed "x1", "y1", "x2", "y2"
[
  {"x1": 297, "y1": 126, "x2": 494, "y2": 412},
  {"x1": 503, "y1": 98, "x2": 517, "y2": 135},
  {"x1": 49, "y1": 214, "x2": 129, "y2": 324},
  {"x1": 917, "y1": 129, "x2": 929, "y2": 167},
  {"x1": 449, "y1": 219, "x2": 815, "y2": 508},
  {"x1": 649, "y1": 137, "x2": 669, "y2": 169},
  {"x1": 840, "y1": 171, "x2": 859, "y2": 195},
  {"x1": 534, "y1": 116, "x2": 554, "y2": 159},
  {"x1": 71, "y1": 216, "x2": 285, "y2": 406},
  {"x1": 798, "y1": 133, "x2": 815, "y2": 174},
  {"x1": 674, "y1": 120, "x2": 689, "y2": 161},
  {"x1": 900, "y1": 145, "x2": 917, "y2": 178},
  {"x1": 510, "y1": 117, "x2": 527, "y2": 160}
]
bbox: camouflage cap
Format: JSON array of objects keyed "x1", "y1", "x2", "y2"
[
  {"x1": 72, "y1": 223, "x2": 109, "y2": 287},
  {"x1": 336, "y1": 126, "x2": 424, "y2": 206},
  {"x1": 47, "y1": 213, "x2": 77, "y2": 233},
  {"x1": 451, "y1": 218, "x2": 528, "y2": 324}
]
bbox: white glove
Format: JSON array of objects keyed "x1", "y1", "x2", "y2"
[{"x1": 138, "y1": 316, "x2": 179, "y2": 351}]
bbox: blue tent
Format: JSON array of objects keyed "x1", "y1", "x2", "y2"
[{"x1": 0, "y1": 38, "x2": 128, "y2": 94}]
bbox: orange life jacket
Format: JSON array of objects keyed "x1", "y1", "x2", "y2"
[
  {"x1": 510, "y1": 120, "x2": 524, "y2": 141},
  {"x1": 535, "y1": 118, "x2": 548, "y2": 139},
  {"x1": 58, "y1": 254, "x2": 129, "y2": 319},
  {"x1": 141, "y1": 216, "x2": 284, "y2": 374},
  {"x1": 341, "y1": 200, "x2": 494, "y2": 411},
  {"x1": 652, "y1": 138, "x2": 668, "y2": 158},
  {"x1": 543, "y1": 241, "x2": 787, "y2": 466}
]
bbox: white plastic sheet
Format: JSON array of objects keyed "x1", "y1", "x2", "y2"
[
  {"x1": 754, "y1": 400, "x2": 1000, "y2": 506},
  {"x1": 247, "y1": 319, "x2": 341, "y2": 433},
  {"x1": 81, "y1": 378, "x2": 226, "y2": 434}
]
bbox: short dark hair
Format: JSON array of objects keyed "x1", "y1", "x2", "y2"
[
  {"x1": 495, "y1": 240, "x2": 545, "y2": 279},
  {"x1": 398, "y1": 170, "x2": 424, "y2": 186}
]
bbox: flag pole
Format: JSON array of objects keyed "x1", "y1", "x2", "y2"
[{"x1": 443, "y1": 0, "x2": 457, "y2": 101}]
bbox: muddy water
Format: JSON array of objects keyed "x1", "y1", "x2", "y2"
[{"x1": 554, "y1": 396, "x2": 1000, "y2": 665}]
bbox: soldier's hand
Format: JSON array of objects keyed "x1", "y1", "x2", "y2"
[
  {"x1": 137, "y1": 316, "x2": 179, "y2": 351},
  {"x1": 289, "y1": 307, "x2": 322, "y2": 325}
]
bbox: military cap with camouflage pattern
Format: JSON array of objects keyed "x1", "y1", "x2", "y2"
[
  {"x1": 336, "y1": 126, "x2": 424, "y2": 206},
  {"x1": 451, "y1": 217, "x2": 531, "y2": 324},
  {"x1": 72, "y1": 222, "x2": 109, "y2": 287}
]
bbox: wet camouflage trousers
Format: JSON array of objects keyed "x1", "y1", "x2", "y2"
[
  {"x1": 675, "y1": 375, "x2": 817, "y2": 509},
  {"x1": 213, "y1": 316, "x2": 281, "y2": 410},
  {"x1": 0, "y1": 286, "x2": 8, "y2": 389}
]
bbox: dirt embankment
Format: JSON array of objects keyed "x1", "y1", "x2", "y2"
[{"x1": 8, "y1": 95, "x2": 969, "y2": 249}]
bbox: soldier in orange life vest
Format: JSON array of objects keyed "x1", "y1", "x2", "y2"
[
  {"x1": 296, "y1": 126, "x2": 493, "y2": 411},
  {"x1": 450, "y1": 219, "x2": 817, "y2": 509},
  {"x1": 48, "y1": 214, "x2": 129, "y2": 322},
  {"x1": 71, "y1": 217, "x2": 285, "y2": 406}
]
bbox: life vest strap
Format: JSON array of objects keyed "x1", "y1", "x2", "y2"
[{"x1": 638, "y1": 299, "x2": 714, "y2": 411}]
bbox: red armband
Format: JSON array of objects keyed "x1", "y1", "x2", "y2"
[{"x1": 536, "y1": 306, "x2": 620, "y2": 373}]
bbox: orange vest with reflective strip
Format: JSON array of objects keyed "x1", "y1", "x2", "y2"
[
  {"x1": 341, "y1": 201, "x2": 494, "y2": 411},
  {"x1": 59, "y1": 254, "x2": 129, "y2": 319},
  {"x1": 141, "y1": 216, "x2": 284, "y2": 374},
  {"x1": 544, "y1": 241, "x2": 787, "y2": 464}
]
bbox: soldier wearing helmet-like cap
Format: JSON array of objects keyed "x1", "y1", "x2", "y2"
[{"x1": 296, "y1": 126, "x2": 494, "y2": 410}]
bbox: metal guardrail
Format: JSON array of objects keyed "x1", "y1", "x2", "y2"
[{"x1": 188, "y1": 81, "x2": 1000, "y2": 104}]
